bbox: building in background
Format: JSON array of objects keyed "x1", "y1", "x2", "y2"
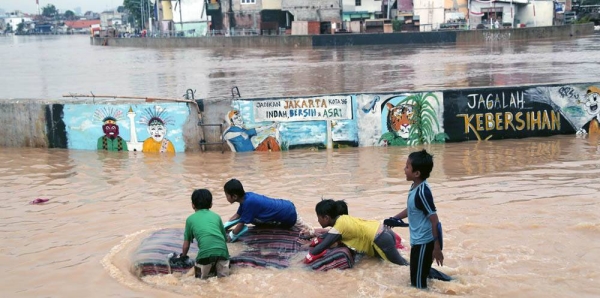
[
  {"x1": 170, "y1": 0, "x2": 210, "y2": 36},
  {"x1": 158, "y1": 0, "x2": 174, "y2": 34},
  {"x1": 64, "y1": 19, "x2": 101, "y2": 34}
]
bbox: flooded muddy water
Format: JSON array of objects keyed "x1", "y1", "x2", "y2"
[
  {"x1": 0, "y1": 34, "x2": 599, "y2": 100},
  {"x1": 1, "y1": 135, "x2": 599, "y2": 297},
  {"x1": 1, "y1": 34, "x2": 600, "y2": 297}
]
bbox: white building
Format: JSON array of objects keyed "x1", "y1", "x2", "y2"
[
  {"x1": 1, "y1": 11, "x2": 33, "y2": 31},
  {"x1": 469, "y1": 0, "x2": 554, "y2": 28},
  {"x1": 413, "y1": 0, "x2": 445, "y2": 31},
  {"x1": 100, "y1": 11, "x2": 125, "y2": 28},
  {"x1": 342, "y1": 0, "x2": 383, "y2": 21},
  {"x1": 170, "y1": 0, "x2": 210, "y2": 36}
]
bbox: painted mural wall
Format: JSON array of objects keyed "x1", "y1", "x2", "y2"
[
  {"x1": 223, "y1": 82, "x2": 600, "y2": 152},
  {"x1": 46, "y1": 102, "x2": 192, "y2": 153},
  {"x1": 36, "y1": 82, "x2": 599, "y2": 153}
]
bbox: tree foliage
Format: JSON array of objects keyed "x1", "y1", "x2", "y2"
[
  {"x1": 64, "y1": 10, "x2": 76, "y2": 20},
  {"x1": 16, "y1": 21, "x2": 26, "y2": 34},
  {"x1": 123, "y1": 0, "x2": 154, "y2": 29},
  {"x1": 42, "y1": 4, "x2": 58, "y2": 17}
]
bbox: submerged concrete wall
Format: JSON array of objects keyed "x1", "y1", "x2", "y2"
[
  {"x1": 0, "y1": 99, "x2": 48, "y2": 148},
  {"x1": 91, "y1": 23, "x2": 594, "y2": 48},
  {"x1": 2, "y1": 81, "x2": 599, "y2": 153},
  {"x1": 455, "y1": 23, "x2": 594, "y2": 43},
  {"x1": 92, "y1": 35, "x2": 313, "y2": 48}
]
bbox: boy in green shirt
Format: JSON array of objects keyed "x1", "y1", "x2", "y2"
[{"x1": 180, "y1": 189, "x2": 230, "y2": 279}]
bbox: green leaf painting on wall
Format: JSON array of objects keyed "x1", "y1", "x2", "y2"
[{"x1": 379, "y1": 92, "x2": 448, "y2": 146}]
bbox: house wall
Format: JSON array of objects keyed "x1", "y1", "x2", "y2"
[
  {"x1": 1, "y1": 16, "x2": 32, "y2": 26},
  {"x1": 263, "y1": 0, "x2": 282, "y2": 10},
  {"x1": 161, "y1": 0, "x2": 174, "y2": 21},
  {"x1": 3, "y1": 81, "x2": 599, "y2": 153},
  {"x1": 172, "y1": 0, "x2": 210, "y2": 23},
  {"x1": 413, "y1": 0, "x2": 445, "y2": 31},
  {"x1": 342, "y1": 0, "x2": 382, "y2": 14},
  {"x1": 169, "y1": 0, "x2": 210, "y2": 35},
  {"x1": 444, "y1": 0, "x2": 468, "y2": 19},
  {"x1": 515, "y1": 1, "x2": 555, "y2": 27},
  {"x1": 282, "y1": 0, "x2": 341, "y2": 22},
  {"x1": 222, "y1": 0, "x2": 263, "y2": 30}
]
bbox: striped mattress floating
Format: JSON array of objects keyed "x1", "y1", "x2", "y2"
[{"x1": 131, "y1": 227, "x2": 357, "y2": 277}]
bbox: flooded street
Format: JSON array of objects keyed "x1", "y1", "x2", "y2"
[
  {"x1": 1, "y1": 34, "x2": 600, "y2": 297},
  {"x1": 1, "y1": 136, "x2": 599, "y2": 297}
]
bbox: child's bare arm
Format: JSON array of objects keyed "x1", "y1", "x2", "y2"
[
  {"x1": 429, "y1": 214, "x2": 444, "y2": 266},
  {"x1": 392, "y1": 208, "x2": 408, "y2": 219},
  {"x1": 181, "y1": 240, "x2": 191, "y2": 257},
  {"x1": 229, "y1": 213, "x2": 240, "y2": 221}
]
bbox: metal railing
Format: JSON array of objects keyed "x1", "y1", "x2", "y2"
[{"x1": 116, "y1": 27, "x2": 289, "y2": 38}]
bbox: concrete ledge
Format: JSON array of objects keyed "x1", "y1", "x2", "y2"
[
  {"x1": 92, "y1": 35, "x2": 314, "y2": 48},
  {"x1": 91, "y1": 23, "x2": 595, "y2": 48},
  {"x1": 456, "y1": 23, "x2": 595, "y2": 43}
]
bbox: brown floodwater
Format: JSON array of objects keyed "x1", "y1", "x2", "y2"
[
  {"x1": 1, "y1": 33, "x2": 600, "y2": 297},
  {"x1": 1, "y1": 135, "x2": 600, "y2": 297},
  {"x1": 0, "y1": 34, "x2": 599, "y2": 100}
]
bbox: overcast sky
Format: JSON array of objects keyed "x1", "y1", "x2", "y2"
[{"x1": 0, "y1": 0, "x2": 122, "y2": 14}]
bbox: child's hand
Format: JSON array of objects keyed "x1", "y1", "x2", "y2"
[
  {"x1": 384, "y1": 217, "x2": 409, "y2": 228},
  {"x1": 299, "y1": 228, "x2": 315, "y2": 238},
  {"x1": 433, "y1": 247, "x2": 444, "y2": 266}
]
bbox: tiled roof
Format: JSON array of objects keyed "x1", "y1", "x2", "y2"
[{"x1": 64, "y1": 20, "x2": 101, "y2": 29}]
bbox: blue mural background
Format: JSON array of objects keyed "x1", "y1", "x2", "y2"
[
  {"x1": 62, "y1": 103, "x2": 190, "y2": 152},
  {"x1": 231, "y1": 95, "x2": 359, "y2": 149}
]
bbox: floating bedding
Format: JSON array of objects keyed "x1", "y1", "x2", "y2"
[{"x1": 131, "y1": 227, "x2": 357, "y2": 277}]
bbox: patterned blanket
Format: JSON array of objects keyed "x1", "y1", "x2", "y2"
[
  {"x1": 132, "y1": 227, "x2": 356, "y2": 277},
  {"x1": 131, "y1": 228, "x2": 197, "y2": 276}
]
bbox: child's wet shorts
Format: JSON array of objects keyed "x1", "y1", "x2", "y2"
[{"x1": 194, "y1": 256, "x2": 230, "y2": 279}]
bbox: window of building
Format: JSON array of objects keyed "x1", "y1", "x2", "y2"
[
  {"x1": 241, "y1": 0, "x2": 256, "y2": 4},
  {"x1": 355, "y1": 0, "x2": 362, "y2": 6}
]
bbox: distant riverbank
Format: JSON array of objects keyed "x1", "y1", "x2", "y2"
[{"x1": 91, "y1": 23, "x2": 595, "y2": 48}]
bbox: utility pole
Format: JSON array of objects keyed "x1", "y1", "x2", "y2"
[
  {"x1": 140, "y1": 0, "x2": 145, "y2": 30},
  {"x1": 339, "y1": 0, "x2": 343, "y2": 30},
  {"x1": 228, "y1": 0, "x2": 234, "y2": 35},
  {"x1": 179, "y1": 0, "x2": 183, "y2": 32}
]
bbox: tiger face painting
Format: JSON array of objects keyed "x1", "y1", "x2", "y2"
[{"x1": 386, "y1": 103, "x2": 414, "y2": 139}]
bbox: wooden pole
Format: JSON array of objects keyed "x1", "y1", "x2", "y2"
[{"x1": 62, "y1": 94, "x2": 195, "y2": 103}]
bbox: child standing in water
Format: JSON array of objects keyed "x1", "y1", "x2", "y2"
[
  {"x1": 180, "y1": 189, "x2": 230, "y2": 279},
  {"x1": 388, "y1": 149, "x2": 444, "y2": 289}
]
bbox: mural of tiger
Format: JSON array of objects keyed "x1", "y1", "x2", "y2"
[{"x1": 386, "y1": 103, "x2": 414, "y2": 139}]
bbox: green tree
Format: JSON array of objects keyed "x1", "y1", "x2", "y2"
[
  {"x1": 117, "y1": 6, "x2": 126, "y2": 13},
  {"x1": 123, "y1": 0, "x2": 154, "y2": 29},
  {"x1": 16, "y1": 21, "x2": 26, "y2": 35},
  {"x1": 42, "y1": 4, "x2": 58, "y2": 17},
  {"x1": 64, "y1": 10, "x2": 76, "y2": 20}
]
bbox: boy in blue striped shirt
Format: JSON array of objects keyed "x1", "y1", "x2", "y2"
[{"x1": 389, "y1": 149, "x2": 444, "y2": 289}]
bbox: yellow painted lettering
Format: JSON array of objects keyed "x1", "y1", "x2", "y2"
[
  {"x1": 476, "y1": 114, "x2": 484, "y2": 131},
  {"x1": 504, "y1": 112, "x2": 515, "y2": 131},
  {"x1": 495, "y1": 112, "x2": 503, "y2": 130},
  {"x1": 485, "y1": 113, "x2": 495, "y2": 131},
  {"x1": 457, "y1": 114, "x2": 476, "y2": 133},
  {"x1": 515, "y1": 112, "x2": 525, "y2": 130}
]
